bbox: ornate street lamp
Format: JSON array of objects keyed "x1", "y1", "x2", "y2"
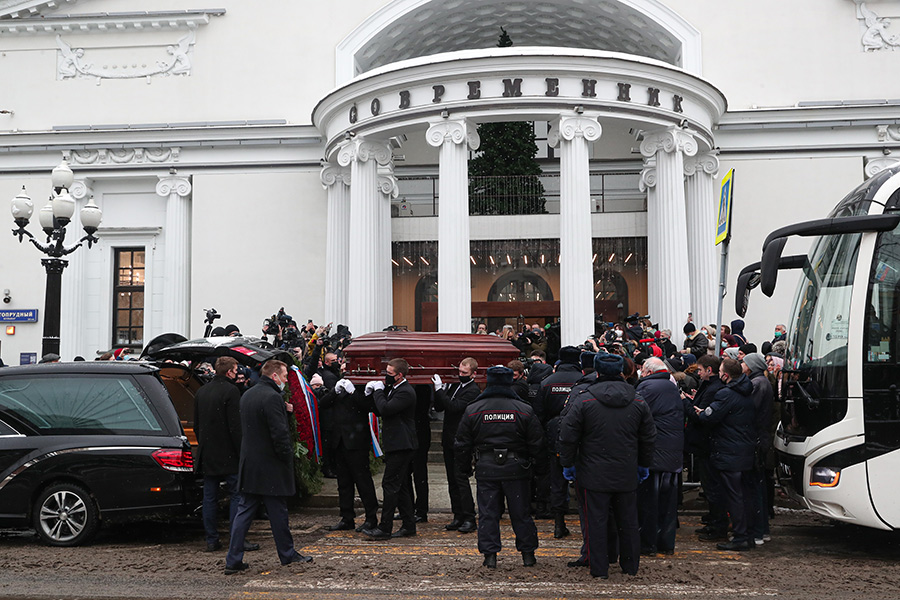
[{"x1": 10, "y1": 159, "x2": 102, "y2": 357}]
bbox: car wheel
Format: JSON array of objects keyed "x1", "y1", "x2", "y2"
[{"x1": 33, "y1": 483, "x2": 99, "y2": 546}]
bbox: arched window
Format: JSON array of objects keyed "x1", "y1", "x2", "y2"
[
  {"x1": 488, "y1": 271, "x2": 554, "y2": 303},
  {"x1": 594, "y1": 270, "x2": 629, "y2": 322},
  {"x1": 414, "y1": 273, "x2": 438, "y2": 331}
]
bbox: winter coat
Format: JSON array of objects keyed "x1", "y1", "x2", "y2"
[
  {"x1": 526, "y1": 362, "x2": 553, "y2": 406},
  {"x1": 683, "y1": 332, "x2": 708, "y2": 357},
  {"x1": 454, "y1": 386, "x2": 547, "y2": 481},
  {"x1": 635, "y1": 371, "x2": 685, "y2": 472},
  {"x1": 193, "y1": 375, "x2": 242, "y2": 477},
  {"x1": 433, "y1": 380, "x2": 481, "y2": 449},
  {"x1": 535, "y1": 363, "x2": 584, "y2": 452},
  {"x1": 683, "y1": 377, "x2": 725, "y2": 455},
  {"x1": 318, "y1": 387, "x2": 373, "y2": 451},
  {"x1": 372, "y1": 380, "x2": 418, "y2": 453},
  {"x1": 558, "y1": 375, "x2": 656, "y2": 492},
  {"x1": 698, "y1": 374, "x2": 756, "y2": 472},
  {"x1": 237, "y1": 376, "x2": 295, "y2": 497},
  {"x1": 749, "y1": 369, "x2": 774, "y2": 452}
]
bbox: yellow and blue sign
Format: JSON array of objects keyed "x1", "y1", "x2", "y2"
[{"x1": 716, "y1": 169, "x2": 735, "y2": 246}]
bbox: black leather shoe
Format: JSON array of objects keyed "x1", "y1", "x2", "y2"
[
  {"x1": 640, "y1": 547, "x2": 657, "y2": 556},
  {"x1": 457, "y1": 520, "x2": 477, "y2": 534},
  {"x1": 243, "y1": 542, "x2": 260, "y2": 552},
  {"x1": 445, "y1": 518, "x2": 463, "y2": 531},
  {"x1": 414, "y1": 515, "x2": 428, "y2": 524},
  {"x1": 567, "y1": 558, "x2": 589, "y2": 568},
  {"x1": 554, "y1": 515, "x2": 570, "y2": 539},
  {"x1": 716, "y1": 539, "x2": 753, "y2": 551},
  {"x1": 482, "y1": 553, "x2": 497, "y2": 568},
  {"x1": 391, "y1": 527, "x2": 416, "y2": 538},
  {"x1": 698, "y1": 531, "x2": 728, "y2": 541},
  {"x1": 224, "y1": 562, "x2": 249, "y2": 575},
  {"x1": 282, "y1": 551, "x2": 313, "y2": 565},
  {"x1": 362, "y1": 527, "x2": 391, "y2": 540},
  {"x1": 592, "y1": 573, "x2": 609, "y2": 579},
  {"x1": 327, "y1": 519, "x2": 355, "y2": 531},
  {"x1": 205, "y1": 541, "x2": 222, "y2": 552},
  {"x1": 355, "y1": 521, "x2": 377, "y2": 533},
  {"x1": 522, "y1": 551, "x2": 536, "y2": 567}
]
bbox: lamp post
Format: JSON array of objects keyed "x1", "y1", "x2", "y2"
[{"x1": 10, "y1": 159, "x2": 102, "y2": 357}]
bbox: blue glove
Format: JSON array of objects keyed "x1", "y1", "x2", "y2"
[
  {"x1": 562, "y1": 466, "x2": 576, "y2": 482},
  {"x1": 637, "y1": 466, "x2": 650, "y2": 483}
]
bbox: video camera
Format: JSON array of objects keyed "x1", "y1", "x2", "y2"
[{"x1": 263, "y1": 308, "x2": 303, "y2": 348}]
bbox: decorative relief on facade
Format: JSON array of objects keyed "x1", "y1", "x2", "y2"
[
  {"x1": 876, "y1": 124, "x2": 900, "y2": 141},
  {"x1": 156, "y1": 176, "x2": 192, "y2": 198},
  {"x1": 865, "y1": 156, "x2": 900, "y2": 178},
  {"x1": 856, "y1": 2, "x2": 900, "y2": 51},
  {"x1": 63, "y1": 147, "x2": 181, "y2": 165},
  {"x1": 57, "y1": 31, "x2": 194, "y2": 81}
]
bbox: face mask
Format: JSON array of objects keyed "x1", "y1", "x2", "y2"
[
  {"x1": 615, "y1": 329, "x2": 623, "y2": 336},
  {"x1": 774, "y1": 331, "x2": 784, "y2": 338},
  {"x1": 459, "y1": 375, "x2": 472, "y2": 384},
  {"x1": 277, "y1": 381, "x2": 286, "y2": 391},
  {"x1": 384, "y1": 374, "x2": 396, "y2": 387}
]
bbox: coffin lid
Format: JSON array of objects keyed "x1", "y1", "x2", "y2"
[{"x1": 343, "y1": 331, "x2": 520, "y2": 384}]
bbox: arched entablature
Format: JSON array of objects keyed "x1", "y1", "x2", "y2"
[{"x1": 335, "y1": 0, "x2": 703, "y2": 84}]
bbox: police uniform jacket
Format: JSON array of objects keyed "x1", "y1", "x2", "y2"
[
  {"x1": 372, "y1": 379, "x2": 418, "y2": 453},
  {"x1": 433, "y1": 379, "x2": 480, "y2": 449},
  {"x1": 318, "y1": 387, "x2": 372, "y2": 451},
  {"x1": 558, "y1": 375, "x2": 656, "y2": 492},
  {"x1": 454, "y1": 386, "x2": 547, "y2": 481},
  {"x1": 526, "y1": 362, "x2": 553, "y2": 406},
  {"x1": 535, "y1": 363, "x2": 583, "y2": 452},
  {"x1": 193, "y1": 375, "x2": 243, "y2": 477},
  {"x1": 237, "y1": 376, "x2": 295, "y2": 497},
  {"x1": 635, "y1": 371, "x2": 686, "y2": 472},
  {"x1": 698, "y1": 374, "x2": 756, "y2": 472}
]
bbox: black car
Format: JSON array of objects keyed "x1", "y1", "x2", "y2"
[{"x1": 0, "y1": 362, "x2": 197, "y2": 546}]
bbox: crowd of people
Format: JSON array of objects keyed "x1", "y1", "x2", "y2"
[{"x1": 187, "y1": 313, "x2": 787, "y2": 578}]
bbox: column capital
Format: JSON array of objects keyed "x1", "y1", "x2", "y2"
[
  {"x1": 69, "y1": 179, "x2": 93, "y2": 200},
  {"x1": 336, "y1": 138, "x2": 393, "y2": 167},
  {"x1": 425, "y1": 119, "x2": 480, "y2": 150},
  {"x1": 639, "y1": 127, "x2": 698, "y2": 159},
  {"x1": 548, "y1": 115, "x2": 602, "y2": 147},
  {"x1": 156, "y1": 175, "x2": 192, "y2": 198},
  {"x1": 684, "y1": 152, "x2": 720, "y2": 177},
  {"x1": 640, "y1": 157, "x2": 657, "y2": 192},
  {"x1": 320, "y1": 164, "x2": 352, "y2": 188},
  {"x1": 377, "y1": 174, "x2": 399, "y2": 199},
  {"x1": 865, "y1": 156, "x2": 900, "y2": 179}
]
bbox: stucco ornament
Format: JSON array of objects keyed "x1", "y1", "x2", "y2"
[
  {"x1": 857, "y1": 2, "x2": 900, "y2": 51},
  {"x1": 57, "y1": 31, "x2": 195, "y2": 80}
]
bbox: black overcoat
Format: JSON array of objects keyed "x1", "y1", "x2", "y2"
[
  {"x1": 237, "y1": 376, "x2": 295, "y2": 497},
  {"x1": 193, "y1": 375, "x2": 242, "y2": 477}
]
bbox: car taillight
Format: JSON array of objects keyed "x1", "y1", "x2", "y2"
[{"x1": 152, "y1": 448, "x2": 193, "y2": 472}]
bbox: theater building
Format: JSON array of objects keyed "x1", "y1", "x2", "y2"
[{"x1": 0, "y1": 0, "x2": 898, "y2": 361}]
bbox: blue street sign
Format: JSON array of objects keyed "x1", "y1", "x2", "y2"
[{"x1": 0, "y1": 309, "x2": 38, "y2": 323}]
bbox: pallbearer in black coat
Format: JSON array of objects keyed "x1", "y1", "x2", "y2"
[
  {"x1": 225, "y1": 360, "x2": 313, "y2": 575},
  {"x1": 361, "y1": 357, "x2": 419, "y2": 540}
]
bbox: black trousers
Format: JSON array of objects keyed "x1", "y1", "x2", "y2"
[
  {"x1": 716, "y1": 468, "x2": 755, "y2": 544},
  {"x1": 379, "y1": 448, "x2": 416, "y2": 533},
  {"x1": 582, "y1": 488, "x2": 640, "y2": 578},
  {"x1": 698, "y1": 456, "x2": 729, "y2": 533},
  {"x1": 413, "y1": 441, "x2": 430, "y2": 519},
  {"x1": 575, "y1": 481, "x2": 618, "y2": 564},
  {"x1": 226, "y1": 493, "x2": 295, "y2": 567},
  {"x1": 637, "y1": 470, "x2": 679, "y2": 553},
  {"x1": 443, "y1": 445, "x2": 475, "y2": 521},
  {"x1": 549, "y1": 453, "x2": 570, "y2": 514},
  {"x1": 476, "y1": 477, "x2": 537, "y2": 555},
  {"x1": 334, "y1": 442, "x2": 378, "y2": 525}
]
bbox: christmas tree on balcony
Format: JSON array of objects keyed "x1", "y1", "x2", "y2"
[{"x1": 468, "y1": 28, "x2": 546, "y2": 215}]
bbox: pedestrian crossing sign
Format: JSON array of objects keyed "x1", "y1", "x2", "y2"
[{"x1": 716, "y1": 169, "x2": 735, "y2": 245}]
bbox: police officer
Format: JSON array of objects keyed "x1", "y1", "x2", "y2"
[
  {"x1": 455, "y1": 366, "x2": 547, "y2": 569},
  {"x1": 534, "y1": 345, "x2": 584, "y2": 538}
]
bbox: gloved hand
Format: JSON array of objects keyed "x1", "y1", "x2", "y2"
[
  {"x1": 335, "y1": 379, "x2": 355, "y2": 395},
  {"x1": 364, "y1": 381, "x2": 376, "y2": 396},
  {"x1": 562, "y1": 466, "x2": 577, "y2": 482},
  {"x1": 637, "y1": 466, "x2": 650, "y2": 484},
  {"x1": 432, "y1": 374, "x2": 444, "y2": 391},
  {"x1": 371, "y1": 381, "x2": 385, "y2": 392}
]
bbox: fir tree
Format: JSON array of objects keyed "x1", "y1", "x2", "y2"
[{"x1": 468, "y1": 28, "x2": 546, "y2": 215}]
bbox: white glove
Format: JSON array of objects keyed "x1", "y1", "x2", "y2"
[
  {"x1": 432, "y1": 374, "x2": 444, "y2": 391},
  {"x1": 364, "y1": 381, "x2": 377, "y2": 396},
  {"x1": 336, "y1": 378, "x2": 355, "y2": 394},
  {"x1": 372, "y1": 381, "x2": 385, "y2": 392}
]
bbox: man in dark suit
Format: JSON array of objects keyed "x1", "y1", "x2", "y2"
[
  {"x1": 432, "y1": 357, "x2": 480, "y2": 533},
  {"x1": 225, "y1": 360, "x2": 313, "y2": 574},
  {"x1": 318, "y1": 378, "x2": 379, "y2": 532},
  {"x1": 361, "y1": 357, "x2": 418, "y2": 540},
  {"x1": 194, "y1": 356, "x2": 259, "y2": 553}
]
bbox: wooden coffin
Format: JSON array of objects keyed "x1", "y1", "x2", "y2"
[{"x1": 343, "y1": 331, "x2": 520, "y2": 384}]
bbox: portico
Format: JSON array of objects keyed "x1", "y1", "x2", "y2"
[{"x1": 313, "y1": 48, "x2": 726, "y2": 343}]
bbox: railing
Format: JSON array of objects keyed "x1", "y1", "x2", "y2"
[{"x1": 392, "y1": 172, "x2": 645, "y2": 217}]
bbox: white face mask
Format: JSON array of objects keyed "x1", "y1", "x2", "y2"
[{"x1": 277, "y1": 381, "x2": 286, "y2": 391}]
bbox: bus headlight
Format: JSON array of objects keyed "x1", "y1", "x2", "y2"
[{"x1": 810, "y1": 466, "x2": 841, "y2": 488}]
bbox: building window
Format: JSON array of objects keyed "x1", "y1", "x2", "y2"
[{"x1": 113, "y1": 248, "x2": 145, "y2": 348}]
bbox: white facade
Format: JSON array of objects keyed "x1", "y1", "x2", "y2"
[{"x1": 0, "y1": 0, "x2": 899, "y2": 361}]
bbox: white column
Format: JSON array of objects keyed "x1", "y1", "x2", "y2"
[
  {"x1": 320, "y1": 164, "x2": 351, "y2": 327},
  {"x1": 156, "y1": 175, "x2": 192, "y2": 337},
  {"x1": 60, "y1": 179, "x2": 91, "y2": 359},
  {"x1": 338, "y1": 138, "x2": 392, "y2": 336},
  {"x1": 640, "y1": 127, "x2": 696, "y2": 335},
  {"x1": 640, "y1": 159, "x2": 659, "y2": 326},
  {"x1": 426, "y1": 119, "x2": 480, "y2": 333},
  {"x1": 684, "y1": 152, "x2": 720, "y2": 329},
  {"x1": 548, "y1": 114, "x2": 602, "y2": 346},
  {"x1": 377, "y1": 171, "x2": 399, "y2": 328}
]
